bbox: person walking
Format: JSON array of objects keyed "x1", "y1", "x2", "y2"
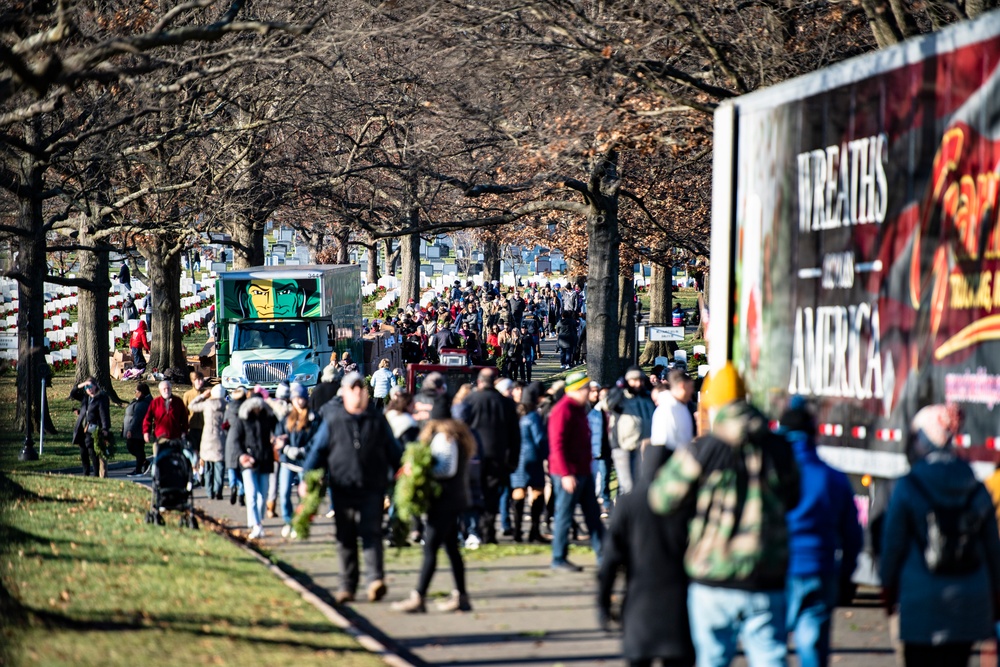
[
  {"x1": 223, "y1": 386, "x2": 247, "y2": 505},
  {"x1": 588, "y1": 383, "x2": 613, "y2": 518},
  {"x1": 598, "y1": 445, "x2": 695, "y2": 667},
  {"x1": 511, "y1": 382, "x2": 549, "y2": 543},
  {"x1": 464, "y1": 368, "x2": 521, "y2": 544},
  {"x1": 556, "y1": 313, "x2": 577, "y2": 370},
  {"x1": 182, "y1": 372, "x2": 207, "y2": 452},
  {"x1": 370, "y1": 358, "x2": 394, "y2": 411},
  {"x1": 274, "y1": 382, "x2": 327, "y2": 539},
  {"x1": 607, "y1": 367, "x2": 656, "y2": 497},
  {"x1": 226, "y1": 391, "x2": 276, "y2": 539},
  {"x1": 392, "y1": 402, "x2": 476, "y2": 613},
  {"x1": 117, "y1": 261, "x2": 131, "y2": 291},
  {"x1": 71, "y1": 378, "x2": 112, "y2": 477},
  {"x1": 547, "y1": 371, "x2": 605, "y2": 572},
  {"x1": 650, "y1": 369, "x2": 695, "y2": 450},
  {"x1": 187, "y1": 384, "x2": 227, "y2": 500},
  {"x1": 880, "y1": 404, "x2": 1000, "y2": 667},
  {"x1": 780, "y1": 398, "x2": 862, "y2": 667},
  {"x1": 301, "y1": 372, "x2": 401, "y2": 604},
  {"x1": 648, "y1": 363, "x2": 800, "y2": 667},
  {"x1": 143, "y1": 380, "x2": 188, "y2": 444},
  {"x1": 129, "y1": 319, "x2": 150, "y2": 371},
  {"x1": 505, "y1": 328, "x2": 526, "y2": 383},
  {"x1": 123, "y1": 382, "x2": 152, "y2": 476}
]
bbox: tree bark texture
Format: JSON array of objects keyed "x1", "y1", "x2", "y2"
[
  {"x1": 73, "y1": 222, "x2": 121, "y2": 403},
  {"x1": 334, "y1": 231, "x2": 350, "y2": 265},
  {"x1": 618, "y1": 274, "x2": 635, "y2": 367},
  {"x1": 399, "y1": 231, "x2": 421, "y2": 305},
  {"x1": 639, "y1": 262, "x2": 675, "y2": 365},
  {"x1": 483, "y1": 238, "x2": 501, "y2": 283},
  {"x1": 365, "y1": 244, "x2": 380, "y2": 284},
  {"x1": 585, "y1": 202, "x2": 622, "y2": 386},
  {"x1": 12, "y1": 119, "x2": 55, "y2": 435},
  {"x1": 229, "y1": 218, "x2": 265, "y2": 269},
  {"x1": 142, "y1": 238, "x2": 187, "y2": 379},
  {"x1": 385, "y1": 239, "x2": 400, "y2": 276}
]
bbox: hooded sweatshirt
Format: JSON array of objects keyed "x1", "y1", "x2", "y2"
[
  {"x1": 880, "y1": 448, "x2": 1000, "y2": 644},
  {"x1": 648, "y1": 400, "x2": 800, "y2": 590}
]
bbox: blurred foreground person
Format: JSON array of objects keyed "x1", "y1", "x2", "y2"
[{"x1": 880, "y1": 404, "x2": 1000, "y2": 667}]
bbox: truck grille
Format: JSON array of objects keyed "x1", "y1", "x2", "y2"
[{"x1": 243, "y1": 361, "x2": 291, "y2": 384}]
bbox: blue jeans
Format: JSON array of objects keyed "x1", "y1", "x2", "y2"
[
  {"x1": 278, "y1": 465, "x2": 301, "y2": 524},
  {"x1": 550, "y1": 473, "x2": 604, "y2": 565},
  {"x1": 688, "y1": 582, "x2": 788, "y2": 667},
  {"x1": 499, "y1": 484, "x2": 512, "y2": 531},
  {"x1": 786, "y1": 575, "x2": 839, "y2": 667},
  {"x1": 241, "y1": 468, "x2": 270, "y2": 529},
  {"x1": 592, "y1": 459, "x2": 611, "y2": 509},
  {"x1": 227, "y1": 467, "x2": 244, "y2": 495}
]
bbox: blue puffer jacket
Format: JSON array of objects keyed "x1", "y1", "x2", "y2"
[
  {"x1": 510, "y1": 411, "x2": 547, "y2": 489},
  {"x1": 880, "y1": 448, "x2": 1000, "y2": 644},
  {"x1": 784, "y1": 431, "x2": 862, "y2": 577}
]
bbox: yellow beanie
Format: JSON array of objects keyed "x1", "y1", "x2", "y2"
[{"x1": 701, "y1": 362, "x2": 746, "y2": 408}]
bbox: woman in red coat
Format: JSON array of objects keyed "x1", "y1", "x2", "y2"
[{"x1": 130, "y1": 320, "x2": 150, "y2": 370}]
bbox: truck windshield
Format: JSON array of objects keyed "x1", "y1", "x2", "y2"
[{"x1": 234, "y1": 321, "x2": 310, "y2": 351}]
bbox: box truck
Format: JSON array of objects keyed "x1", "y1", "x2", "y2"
[
  {"x1": 215, "y1": 265, "x2": 362, "y2": 389},
  {"x1": 709, "y1": 13, "x2": 1000, "y2": 583}
]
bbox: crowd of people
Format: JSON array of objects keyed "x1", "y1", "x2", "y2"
[
  {"x1": 382, "y1": 279, "x2": 588, "y2": 376},
  {"x1": 71, "y1": 335, "x2": 1000, "y2": 666}
]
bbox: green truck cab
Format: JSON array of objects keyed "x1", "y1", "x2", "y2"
[{"x1": 215, "y1": 265, "x2": 362, "y2": 389}]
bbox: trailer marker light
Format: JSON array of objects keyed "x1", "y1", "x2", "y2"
[
  {"x1": 851, "y1": 426, "x2": 867, "y2": 439},
  {"x1": 986, "y1": 437, "x2": 999, "y2": 450},
  {"x1": 819, "y1": 423, "x2": 843, "y2": 437},
  {"x1": 861, "y1": 474, "x2": 872, "y2": 488},
  {"x1": 954, "y1": 434, "x2": 972, "y2": 448}
]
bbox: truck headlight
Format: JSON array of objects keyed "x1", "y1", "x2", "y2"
[{"x1": 292, "y1": 372, "x2": 317, "y2": 385}]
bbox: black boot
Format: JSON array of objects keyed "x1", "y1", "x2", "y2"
[
  {"x1": 512, "y1": 497, "x2": 525, "y2": 543},
  {"x1": 528, "y1": 496, "x2": 550, "y2": 543}
]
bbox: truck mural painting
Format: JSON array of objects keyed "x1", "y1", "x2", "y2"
[
  {"x1": 710, "y1": 13, "x2": 1000, "y2": 582},
  {"x1": 215, "y1": 265, "x2": 362, "y2": 389},
  {"x1": 221, "y1": 277, "x2": 323, "y2": 320}
]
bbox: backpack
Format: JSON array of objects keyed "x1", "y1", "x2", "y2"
[{"x1": 908, "y1": 475, "x2": 985, "y2": 575}]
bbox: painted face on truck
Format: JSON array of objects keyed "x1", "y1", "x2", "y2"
[{"x1": 246, "y1": 279, "x2": 303, "y2": 318}]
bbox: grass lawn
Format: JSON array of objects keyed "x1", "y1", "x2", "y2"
[{"x1": 0, "y1": 471, "x2": 381, "y2": 667}]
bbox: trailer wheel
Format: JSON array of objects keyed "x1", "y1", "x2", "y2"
[{"x1": 190, "y1": 516, "x2": 199, "y2": 530}]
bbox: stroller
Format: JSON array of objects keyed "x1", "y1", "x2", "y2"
[{"x1": 145, "y1": 439, "x2": 199, "y2": 529}]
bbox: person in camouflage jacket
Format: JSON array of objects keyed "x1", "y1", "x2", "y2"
[{"x1": 648, "y1": 363, "x2": 799, "y2": 667}]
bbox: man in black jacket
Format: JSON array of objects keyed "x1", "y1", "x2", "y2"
[
  {"x1": 302, "y1": 372, "x2": 402, "y2": 604},
  {"x1": 71, "y1": 378, "x2": 112, "y2": 477},
  {"x1": 463, "y1": 368, "x2": 520, "y2": 544}
]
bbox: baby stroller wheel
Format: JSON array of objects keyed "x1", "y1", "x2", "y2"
[
  {"x1": 190, "y1": 516, "x2": 199, "y2": 530},
  {"x1": 155, "y1": 513, "x2": 165, "y2": 526}
]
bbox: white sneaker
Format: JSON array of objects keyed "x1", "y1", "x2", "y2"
[
  {"x1": 281, "y1": 524, "x2": 292, "y2": 538},
  {"x1": 248, "y1": 525, "x2": 264, "y2": 540},
  {"x1": 325, "y1": 509, "x2": 335, "y2": 519},
  {"x1": 464, "y1": 535, "x2": 481, "y2": 550}
]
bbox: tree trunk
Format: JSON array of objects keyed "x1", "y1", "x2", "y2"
[
  {"x1": 618, "y1": 274, "x2": 635, "y2": 367},
  {"x1": 335, "y1": 231, "x2": 350, "y2": 264},
  {"x1": 306, "y1": 231, "x2": 325, "y2": 264},
  {"x1": 585, "y1": 202, "x2": 622, "y2": 386},
  {"x1": 13, "y1": 119, "x2": 55, "y2": 435},
  {"x1": 73, "y1": 222, "x2": 122, "y2": 404},
  {"x1": 399, "y1": 231, "x2": 421, "y2": 304},
  {"x1": 639, "y1": 262, "x2": 675, "y2": 365},
  {"x1": 142, "y1": 238, "x2": 187, "y2": 380},
  {"x1": 365, "y1": 244, "x2": 380, "y2": 284},
  {"x1": 229, "y1": 217, "x2": 265, "y2": 269},
  {"x1": 384, "y1": 239, "x2": 400, "y2": 276},
  {"x1": 14, "y1": 213, "x2": 49, "y2": 435},
  {"x1": 483, "y1": 238, "x2": 501, "y2": 283}
]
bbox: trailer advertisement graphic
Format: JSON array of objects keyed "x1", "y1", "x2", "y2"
[{"x1": 734, "y1": 26, "x2": 1000, "y2": 460}]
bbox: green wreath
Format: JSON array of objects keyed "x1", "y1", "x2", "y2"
[{"x1": 393, "y1": 440, "x2": 441, "y2": 523}]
